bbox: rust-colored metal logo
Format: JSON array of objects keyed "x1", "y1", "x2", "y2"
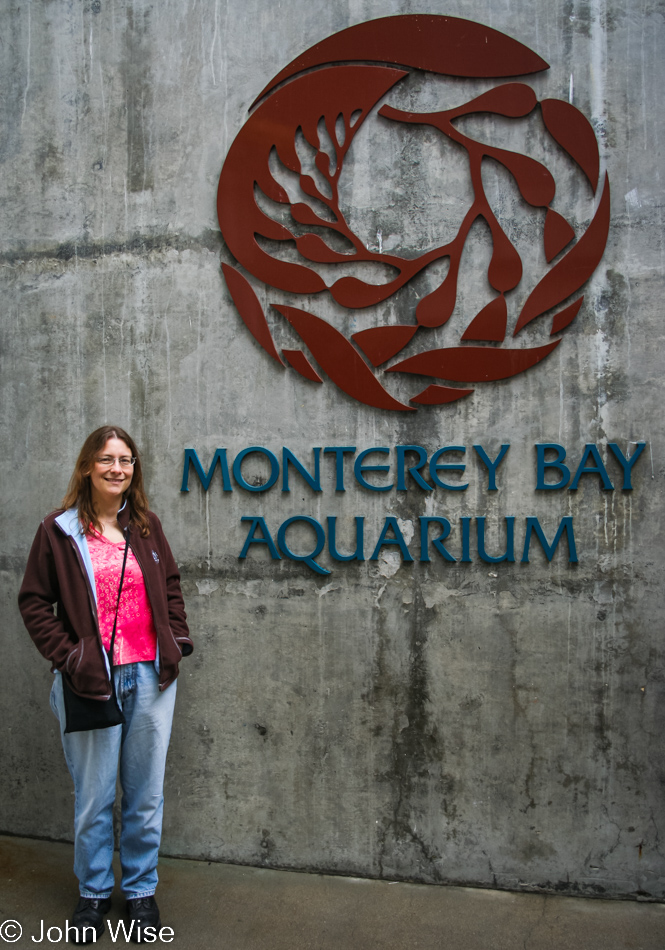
[{"x1": 217, "y1": 15, "x2": 609, "y2": 410}]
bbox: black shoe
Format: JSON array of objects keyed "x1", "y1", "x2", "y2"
[
  {"x1": 125, "y1": 896, "x2": 161, "y2": 943},
  {"x1": 71, "y1": 897, "x2": 112, "y2": 944}
]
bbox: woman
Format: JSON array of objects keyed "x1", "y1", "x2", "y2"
[{"x1": 19, "y1": 426, "x2": 193, "y2": 944}]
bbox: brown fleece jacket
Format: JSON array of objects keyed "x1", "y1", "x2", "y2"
[{"x1": 18, "y1": 505, "x2": 193, "y2": 700}]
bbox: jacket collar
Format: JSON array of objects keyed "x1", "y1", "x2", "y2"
[
  {"x1": 117, "y1": 498, "x2": 131, "y2": 531},
  {"x1": 54, "y1": 507, "x2": 83, "y2": 539},
  {"x1": 54, "y1": 498, "x2": 128, "y2": 535},
  {"x1": 54, "y1": 507, "x2": 97, "y2": 601},
  {"x1": 53, "y1": 499, "x2": 129, "y2": 603}
]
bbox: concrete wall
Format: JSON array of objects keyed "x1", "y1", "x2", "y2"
[{"x1": 1, "y1": 0, "x2": 663, "y2": 900}]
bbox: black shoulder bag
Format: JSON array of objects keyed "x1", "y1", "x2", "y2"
[{"x1": 62, "y1": 534, "x2": 130, "y2": 734}]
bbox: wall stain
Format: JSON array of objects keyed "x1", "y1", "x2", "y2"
[
  {"x1": 374, "y1": 583, "x2": 445, "y2": 881},
  {"x1": 124, "y1": 4, "x2": 154, "y2": 193},
  {"x1": 0, "y1": 229, "x2": 224, "y2": 266}
]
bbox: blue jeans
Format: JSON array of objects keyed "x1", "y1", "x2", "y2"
[{"x1": 50, "y1": 663, "x2": 177, "y2": 899}]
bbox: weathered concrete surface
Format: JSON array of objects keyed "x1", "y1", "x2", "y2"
[
  {"x1": 2, "y1": 835, "x2": 665, "y2": 950},
  {"x1": 1, "y1": 0, "x2": 664, "y2": 902}
]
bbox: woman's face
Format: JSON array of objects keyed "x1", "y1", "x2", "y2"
[{"x1": 89, "y1": 437, "x2": 134, "y2": 509}]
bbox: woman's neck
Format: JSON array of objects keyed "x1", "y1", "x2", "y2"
[
  {"x1": 94, "y1": 499, "x2": 123, "y2": 525},
  {"x1": 91, "y1": 498, "x2": 126, "y2": 542}
]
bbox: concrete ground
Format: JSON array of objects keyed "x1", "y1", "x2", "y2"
[{"x1": 0, "y1": 835, "x2": 663, "y2": 950}]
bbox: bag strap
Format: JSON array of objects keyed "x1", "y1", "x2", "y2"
[{"x1": 108, "y1": 530, "x2": 130, "y2": 668}]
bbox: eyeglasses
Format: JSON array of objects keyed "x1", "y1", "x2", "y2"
[{"x1": 95, "y1": 456, "x2": 136, "y2": 469}]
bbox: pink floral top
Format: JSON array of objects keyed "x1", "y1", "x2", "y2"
[{"x1": 87, "y1": 530, "x2": 157, "y2": 665}]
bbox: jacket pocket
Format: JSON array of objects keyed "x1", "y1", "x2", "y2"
[
  {"x1": 168, "y1": 627, "x2": 183, "y2": 658},
  {"x1": 169, "y1": 627, "x2": 194, "y2": 657},
  {"x1": 64, "y1": 641, "x2": 83, "y2": 675},
  {"x1": 65, "y1": 637, "x2": 111, "y2": 700},
  {"x1": 176, "y1": 636, "x2": 193, "y2": 657}
]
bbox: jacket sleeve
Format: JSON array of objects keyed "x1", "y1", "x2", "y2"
[
  {"x1": 153, "y1": 515, "x2": 193, "y2": 657},
  {"x1": 18, "y1": 522, "x2": 78, "y2": 672}
]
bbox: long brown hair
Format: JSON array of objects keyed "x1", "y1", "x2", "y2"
[{"x1": 61, "y1": 426, "x2": 151, "y2": 537}]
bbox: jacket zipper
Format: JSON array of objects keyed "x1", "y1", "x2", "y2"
[{"x1": 128, "y1": 538, "x2": 176, "y2": 691}]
